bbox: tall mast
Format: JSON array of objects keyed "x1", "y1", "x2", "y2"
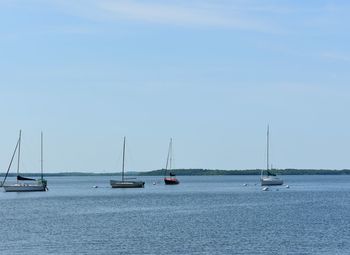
[
  {"x1": 122, "y1": 136, "x2": 126, "y2": 182},
  {"x1": 41, "y1": 132, "x2": 44, "y2": 181},
  {"x1": 164, "y1": 138, "x2": 173, "y2": 177},
  {"x1": 169, "y1": 138, "x2": 172, "y2": 171},
  {"x1": 266, "y1": 125, "x2": 270, "y2": 171},
  {"x1": 17, "y1": 130, "x2": 22, "y2": 183}
]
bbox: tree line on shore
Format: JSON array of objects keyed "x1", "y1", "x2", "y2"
[{"x1": 1, "y1": 168, "x2": 350, "y2": 177}]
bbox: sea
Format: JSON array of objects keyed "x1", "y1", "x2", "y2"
[{"x1": 0, "y1": 175, "x2": 349, "y2": 255}]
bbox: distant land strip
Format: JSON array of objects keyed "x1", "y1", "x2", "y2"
[{"x1": 1, "y1": 169, "x2": 350, "y2": 177}]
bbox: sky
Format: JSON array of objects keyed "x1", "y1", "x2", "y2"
[{"x1": 0, "y1": 0, "x2": 350, "y2": 173}]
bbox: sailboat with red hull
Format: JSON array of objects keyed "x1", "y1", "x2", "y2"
[{"x1": 164, "y1": 138, "x2": 179, "y2": 185}]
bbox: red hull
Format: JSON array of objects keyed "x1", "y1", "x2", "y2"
[{"x1": 164, "y1": 177, "x2": 179, "y2": 185}]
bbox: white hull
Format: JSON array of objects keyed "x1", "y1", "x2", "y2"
[
  {"x1": 110, "y1": 180, "x2": 145, "y2": 188},
  {"x1": 261, "y1": 176, "x2": 283, "y2": 186},
  {"x1": 3, "y1": 183, "x2": 47, "y2": 192}
]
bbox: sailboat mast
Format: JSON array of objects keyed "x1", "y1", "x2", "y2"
[
  {"x1": 17, "y1": 130, "x2": 22, "y2": 184},
  {"x1": 169, "y1": 138, "x2": 172, "y2": 171},
  {"x1": 122, "y1": 136, "x2": 126, "y2": 182},
  {"x1": 267, "y1": 125, "x2": 270, "y2": 171},
  {"x1": 164, "y1": 138, "x2": 172, "y2": 177},
  {"x1": 41, "y1": 132, "x2": 43, "y2": 181}
]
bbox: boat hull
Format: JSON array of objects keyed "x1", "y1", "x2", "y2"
[
  {"x1": 164, "y1": 177, "x2": 179, "y2": 185},
  {"x1": 110, "y1": 180, "x2": 145, "y2": 188},
  {"x1": 261, "y1": 177, "x2": 283, "y2": 186},
  {"x1": 3, "y1": 184, "x2": 47, "y2": 192}
]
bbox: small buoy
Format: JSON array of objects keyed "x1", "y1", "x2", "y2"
[
  {"x1": 152, "y1": 182, "x2": 156, "y2": 185},
  {"x1": 243, "y1": 183, "x2": 248, "y2": 186},
  {"x1": 93, "y1": 185, "x2": 98, "y2": 188},
  {"x1": 285, "y1": 185, "x2": 290, "y2": 189},
  {"x1": 262, "y1": 187, "x2": 269, "y2": 191}
]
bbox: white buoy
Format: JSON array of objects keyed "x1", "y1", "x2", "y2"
[
  {"x1": 285, "y1": 185, "x2": 290, "y2": 189},
  {"x1": 262, "y1": 187, "x2": 269, "y2": 191},
  {"x1": 152, "y1": 182, "x2": 156, "y2": 185},
  {"x1": 243, "y1": 183, "x2": 248, "y2": 186},
  {"x1": 93, "y1": 185, "x2": 98, "y2": 188}
]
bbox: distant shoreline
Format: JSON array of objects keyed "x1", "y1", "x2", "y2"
[{"x1": 1, "y1": 169, "x2": 350, "y2": 177}]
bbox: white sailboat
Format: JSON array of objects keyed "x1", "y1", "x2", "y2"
[
  {"x1": 260, "y1": 126, "x2": 283, "y2": 186},
  {"x1": 2, "y1": 131, "x2": 48, "y2": 192},
  {"x1": 110, "y1": 137, "x2": 145, "y2": 188}
]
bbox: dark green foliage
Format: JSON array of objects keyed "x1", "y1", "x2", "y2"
[
  {"x1": 140, "y1": 169, "x2": 350, "y2": 176},
  {"x1": 1, "y1": 169, "x2": 350, "y2": 177}
]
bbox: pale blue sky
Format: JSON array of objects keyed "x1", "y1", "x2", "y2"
[{"x1": 1, "y1": 0, "x2": 349, "y2": 172}]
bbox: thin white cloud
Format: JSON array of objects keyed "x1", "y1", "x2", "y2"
[
  {"x1": 322, "y1": 52, "x2": 350, "y2": 62},
  {"x1": 38, "y1": 0, "x2": 279, "y2": 33},
  {"x1": 96, "y1": 1, "x2": 272, "y2": 32},
  {"x1": 3, "y1": 0, "x2": 349, "y2": 35}
]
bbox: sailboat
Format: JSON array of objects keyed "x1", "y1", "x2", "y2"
[
  {"x1": 110, "y1": 137, "x2": 145, "y2": 188},
  {"x1": 260, "y1": 126, "x2": 283, "y2": 186},
  {"x1": 2, "y1": 131, "x2": 48, "y2": 192},
  {"x1": 164, "y1": 138, "x2": 179, "y2": 185}
]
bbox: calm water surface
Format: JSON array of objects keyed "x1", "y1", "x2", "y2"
[{"x1": 0, "y1": 175, "x2": 349, "y2": 255}]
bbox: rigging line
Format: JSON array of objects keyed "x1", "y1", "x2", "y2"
[
  {"x1": 171, "y1": 139, "x2": 175, "y2": 171},
  {"x1": 1, "y1": 137, "x2": 20, "y2": 186},
  {"x1": 115, "y1": 143, "x2": 123, "y2": 175},
  {"x1": 165, "y1": 138, "x2": 172, "y2": 177},
  {"x1": 125, "y1": 138, "x2": 138, "y2": 174},
  {"x1": 122, "y1": 136, "x2": 126, "y2": 182},
  {"x1": 41, "y1": 132, "x2": 44, "y2": 181},
  {"x1": 17, "y1": 130, "x2": 22, "y2": 184},
  {"x1": 267, "y1": 125, "x2": 269, "y2": 171},
  {"x1": 169, "y1": 138, "x2": 173, "y2": 171}
]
